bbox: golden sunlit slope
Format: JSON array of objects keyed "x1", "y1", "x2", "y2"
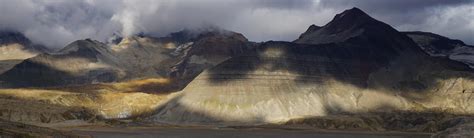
[
  {"x1": 0, "y1": 31, "x2": 47, "y2": 74},
  {"x1": 0, "y1": 44, "x2": 40, "y2": 74},
  {"x1": 0, "y1": 78, "x2": 176, "y2": 125}
]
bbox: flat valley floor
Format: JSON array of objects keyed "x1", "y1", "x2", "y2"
[{"x1": 68, "y1": 127, "x2": 432, "y2": 138}]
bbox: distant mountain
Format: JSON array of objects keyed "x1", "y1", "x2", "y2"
[
  {"x1": 0, "y1": 31, "x2": 49, "y2": 74},
  {"x1": 404, "y1": 31, "x2": 474, "y2": 68},
  {"x1": 0, "y1": 29, "x2": 252, "y2": 90},
  {"x1": 151, "y1": 8, "x2": 474, "y2": 127},
  {"x1": 0, "y1": 31, "x2": 49, "y2": 52}
]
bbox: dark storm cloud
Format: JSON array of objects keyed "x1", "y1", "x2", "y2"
[
  {"x1": 321, "y1": 0, "x2": 472, "y2": 12},
  {"x1": 321, "y1": 0, "x2": 474, "y2": 25},
  {"x1": 0, "y1": 0, "x2": 472, "y2": 48},
  {"x1": 251, "y1": 0, "x2": 315, "y2": 10}
]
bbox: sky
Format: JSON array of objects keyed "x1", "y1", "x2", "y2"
[{"x1": 0, "y1": 0, "x2": 472, "y2": 48}]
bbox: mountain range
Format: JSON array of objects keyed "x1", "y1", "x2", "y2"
[
  {"x1": 0, "y1": 28, "x2": 252, "y2": 91},
  {"x1": 0, "y1": 7, "x2": 474, "y2": 132},
  {"x1": 1, "y1": 8, "x2": 473, "y2": 90}
]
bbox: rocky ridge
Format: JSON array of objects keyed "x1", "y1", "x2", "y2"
[{"x1": 0, "y1": 29, "x2": 252, "y2": 91}]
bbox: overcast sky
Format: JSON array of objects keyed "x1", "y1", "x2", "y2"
[{"x1": 0, "y1": 0, "x2": 472, "y2": 48}]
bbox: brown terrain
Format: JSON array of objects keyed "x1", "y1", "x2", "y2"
[{"x1": 0, "y1": 8, "x2": 473, "y2": 137}]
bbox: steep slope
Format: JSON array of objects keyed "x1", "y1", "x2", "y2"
[
  {"x1": 0, "y1": 39, "x2": 124, "y2": 87},
  {"x1": 294, "y1": 8, "x2": 417, "y2": 48},
  {"x1": 0, "y1": 31, "x2": 48, "y2": 74},
  {"x1": 0, "y1": 29, "x2": 252, "y2": 90},
  {"x1": 151, "y1": 8, "x2": 474, "y2": 131},
  {"x1": 405, "y1": 31, "x2": 474, "y2": 68},
  {"x1": 294, "y1": 8, "x2": 425, "y2": 65},
  {"x1": 108, "y1": 29, "x2": 251, "y2": 91}
]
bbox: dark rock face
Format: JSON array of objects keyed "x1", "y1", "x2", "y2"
[
  {"x1": 294, "y1": 8, "x2": 423, "y2": 58},
  {"x1": 206, "y1": 41, "x2": 388, "y2": 87},
  {"x1": 166, "y1": 30, "x2": 254, "y2": 90}
]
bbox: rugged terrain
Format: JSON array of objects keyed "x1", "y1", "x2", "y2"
[
  {"x1": 0, "y1": 7, "x2": 473, "y2": 137},
  {"x1": 0, "y1": 29, "x2": 252, "y2": 91},
  {"x1": 150, "y1": 8, "x2": 474, "y2": 132}
]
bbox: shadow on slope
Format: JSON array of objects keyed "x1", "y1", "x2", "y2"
[{"x1": 206, "y1": 41, "x2": 472, "y2": 97}]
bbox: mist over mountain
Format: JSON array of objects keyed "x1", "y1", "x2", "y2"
[
  {"x1": 0, "y1": 0, "x2": 472, "y2": 48},
  {"x1": 0, "y1": 31, "x2": 49, "y2": 74}
]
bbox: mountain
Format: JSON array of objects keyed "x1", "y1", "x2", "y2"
[
  {"x1": 0, "y1": 31, "x2": 49, "y2": 74},
  {"x1": 295, "y1": 8, "x2": 416, "y2": 46},
  {"x1": 0, "y1": 29, "x2": 252, "y2": 90},
  {"x1": 0, "y1": 39, "x2": 123, "y2": 87},
  {"x1": 0, "y1": 7, "x2": 473, "y2": 133},
  {"x1": 404, "y1": 31, "x2": 474, "y2": 68},
  {"x1": 151, "y1": 7, "x2": 474, "y2": 130}
]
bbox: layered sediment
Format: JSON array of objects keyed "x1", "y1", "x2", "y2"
[{"x1": 151, "y1": 8, "x2": 474, "y2": 130}]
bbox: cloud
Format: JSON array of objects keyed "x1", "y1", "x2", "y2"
[
  {"x1": 0, "y1": 0, "x2": 121, "y2": 48},
  {"x1": 397, "y1": 3, "x2": 474, "y2": 44},
  {"x1": 0, "y1": 0, "x2": 472, "y2": 48}
]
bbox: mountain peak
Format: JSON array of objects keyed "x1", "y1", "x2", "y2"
[
  {"x1": 294, "y1": 7, "x2": 423, "y2": 57},
  {"x1": 326, "y1": 7, "x2": 375, "y2": 29},
  {"x1": 58, "y1": 39, "x2": 108, "y2": 55},
  {"x1": 294, "y1": 7, "x2": 410, "y2": 45},
  {"x1": 338, "y1": 7, "x2": 367, "y2": 17}
]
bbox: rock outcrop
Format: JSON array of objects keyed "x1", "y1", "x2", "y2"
[
  {"x1": 405, "y1": 31, "x2": 474, "y2": 68},
  {"x1": 151, "y1": 8, "x2": 474, "y2": 130}
]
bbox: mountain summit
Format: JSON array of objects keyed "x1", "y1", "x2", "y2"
[{"x1": 294, "y1": 7, "x2": 417, "y2": 52}]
